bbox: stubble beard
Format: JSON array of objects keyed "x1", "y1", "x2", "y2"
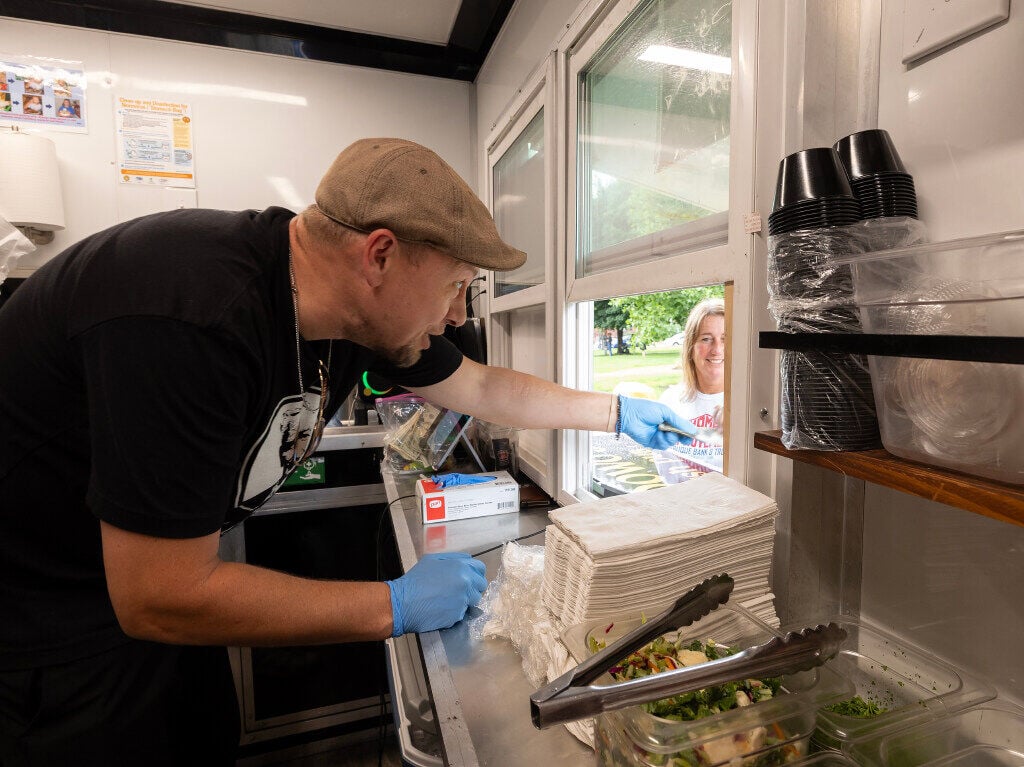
[
  {"x1": 363, "y1": 336, "x2": 422, "y2": 368},
  {"x1": 354, "y1": 317, "x2": 424, "y2": 368},
  {"x1": 382, "y1": 344, "x2": 422, "y2": 368}
]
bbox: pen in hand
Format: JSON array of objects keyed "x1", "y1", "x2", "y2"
[{"x1": 658, "y1": 422, "x2": 724, "y2": 446}]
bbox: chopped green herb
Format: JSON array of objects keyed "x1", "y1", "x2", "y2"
[{"x1": 825, "y1": 695, "x2": 888, "y2": 718}]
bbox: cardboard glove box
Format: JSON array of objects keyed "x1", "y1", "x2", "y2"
[{"x1": 416, "y1": 471, "x2": 520, "y2": 524}]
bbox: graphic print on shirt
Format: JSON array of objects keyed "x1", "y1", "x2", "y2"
[
  {"x1": 669, "y1": 411, "x2": 723, "y2": 472},
  {"x1": 235, "y1": 389, "x2": 322, "y2": 512}
]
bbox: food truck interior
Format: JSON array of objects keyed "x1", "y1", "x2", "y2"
[{"x1": 1, "y1": 1, "x2": 1022, "y2": 765}]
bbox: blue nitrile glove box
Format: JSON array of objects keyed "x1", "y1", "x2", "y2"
[{"x1": 416, "y1": 471, "x2": 520, "y2": 524}]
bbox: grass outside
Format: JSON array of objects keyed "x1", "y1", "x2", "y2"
[{"x1": 592, "y1": 348, "x2": 681, "y2": 395}]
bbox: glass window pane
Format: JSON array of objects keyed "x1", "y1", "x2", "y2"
[
  {"x1": 493, "y1": 109, "x2": 546, "y2": 297},
  {"x1": 587, "y1": 286, "x2": 726, "y2": 496},
  {"x1": 577, "y1": 0, "x2": 731, "y2": 277}
]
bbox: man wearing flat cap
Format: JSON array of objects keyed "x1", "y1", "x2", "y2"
[{"x1": 0, "y1": 138, "x2": 692, "y2": 764}]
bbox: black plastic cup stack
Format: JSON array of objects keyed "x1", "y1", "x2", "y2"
[
  {"x1": 767, "y1": 147, "x2": 862, "y2": 236},
  {"x1": 834, "y1": 129, "x2": 918, "y2": 220},
  {"x1": 768, "y1": 147, "x2": 882, "y2": 451}
]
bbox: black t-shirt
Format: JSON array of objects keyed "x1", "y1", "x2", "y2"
[{"x1": 0, "y1": 207, "x2": 462, "y2": 670}]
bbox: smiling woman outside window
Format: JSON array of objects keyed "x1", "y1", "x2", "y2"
[
  {"x1": 590, "y1": 285, "x2": 725, "y2": 496},
  {"x1": 654, "y1": 296, "x2": 725, "y2": 482}
]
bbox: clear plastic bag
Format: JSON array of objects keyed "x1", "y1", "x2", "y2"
[
  {"x1": 0, "y1": 217, "x2": 35, "y2": 287},
  {"x1": 375, "y1": 394, "x2": 433, "y2": 473},
  {"x1": 470, "y1": 421, "x2": 520, "y2": 474},
  {"x1": 375, "y1": 394, "x2": 470, "y2": 473},
  {"x1": 470, "y1": 541, "x2": 561, "y2": 688}
]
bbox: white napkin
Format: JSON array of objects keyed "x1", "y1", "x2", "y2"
[
  {"x1": 544, "y1": 473, "x2": 780, "y2": 631},
  {"x1": 549, "y1": 473, "x2": 776, "y2": 557}
]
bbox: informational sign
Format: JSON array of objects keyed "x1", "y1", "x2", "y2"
[
  {"x1": 0, "y1": 57, "x2": 87, "y2": 131},
  {"x1": 282, "y1": 456, "x2": 326, "y2": 487},
  {"x1": 116, "y1": 97, "x2": 195, "y2": 187}
]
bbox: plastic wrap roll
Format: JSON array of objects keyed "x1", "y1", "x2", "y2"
[{"x1": 768, "y1": 217, "x2": 928, "y2": 451}]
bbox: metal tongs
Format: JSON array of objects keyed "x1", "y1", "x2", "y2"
[{"x1": 530, "y1": 574, "x2": 847, "y2": 729}]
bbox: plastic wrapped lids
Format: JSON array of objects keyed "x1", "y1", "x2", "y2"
[{"x1": 766, "y1": 130, "x2": 925, "y2": 452}]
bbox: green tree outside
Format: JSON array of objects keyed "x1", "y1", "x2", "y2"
[{"x1": 612, "y1": 285, "x2": 724, "y2": 349}]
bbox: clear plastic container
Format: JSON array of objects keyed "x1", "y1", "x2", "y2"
[
  {"x1": 562, "y1": 603, "x2": 853, "y2": 767},
  {"x1": 848, "y1": 704, "x2": 1024, "y2": 767},
  {"x1": 810, "y1": 616, "x2": 995, "y2": 753},
  {"x1": 835, "y1": 230, "x2": 1024, "y2": 484},
  {"x1": 787, "y1": 754, "x2": 861, "y2": 767}
]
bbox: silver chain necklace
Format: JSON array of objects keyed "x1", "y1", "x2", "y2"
[{"x1": 288, "y1": 249, "x2": 332, "y2": 396}]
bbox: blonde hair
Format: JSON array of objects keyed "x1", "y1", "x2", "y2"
[{"x1": 680, "y1": 297, "x2": 725, "y2": 400}]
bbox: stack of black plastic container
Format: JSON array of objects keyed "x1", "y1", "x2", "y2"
[
  {"x1": 835, "y1": 129, "x2": 918, "y2": 220},
  {"x1": 768, "y1": 129, "x2": 919, "y2": 451}
]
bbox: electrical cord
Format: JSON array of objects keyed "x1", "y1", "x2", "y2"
[
  {"x1": 379, "y1": 492, "x2": 547, "y2": 561},
  {"x1": 471, "y1": 527, "x2": 545, "y2": 558},
  {"x1": 468, "y1": 289, "x2": 487, "y2": 310},
  {"x1": 466, "y1": 276, "x2": 487, "y2": 315}
]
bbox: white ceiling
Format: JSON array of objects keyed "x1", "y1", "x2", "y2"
[{"x1": 155, "y1": 0, "x2": 463, "y2": 45}]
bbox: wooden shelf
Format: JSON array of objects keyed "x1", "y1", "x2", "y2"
[{"x1": 754, "y1": 431, "x2": 1024, "y2": 527}]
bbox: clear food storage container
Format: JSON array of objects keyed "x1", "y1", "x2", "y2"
[
  {"x1": 836, "y1": 230, "x2": 1024, "y2": 484},
  {"x1": 848, "y1": 704, "x2": 1024, "y2": 767},
  {"x1": 561, "y1": 603, "x2": 853, "y2": 767},
  {"x1": 810, "y1": 616, "x2": 995, "y2": 753},
  {"x1": 787, "y1": 754, "x2": 861, "y2": 767}
]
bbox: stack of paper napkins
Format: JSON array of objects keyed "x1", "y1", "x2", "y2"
[{"x1": 542, "y1": 472, "x2": 779, "y2": 630}]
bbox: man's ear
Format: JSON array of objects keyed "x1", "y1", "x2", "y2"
[{"x1": 361, "y1": 229, "x2": 399, "y2": 288}]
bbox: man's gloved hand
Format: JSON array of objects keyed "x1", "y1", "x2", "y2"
[
  {"x1": 387, "y1": 552, "x2": 487, "y2": 636},
  {"x1": 618, "y1": 396, "x2": 696, "y2": 450}
]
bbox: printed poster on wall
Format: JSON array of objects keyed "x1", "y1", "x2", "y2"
[
  {"x1": 116, "y1": 97, "x2": 195, "y2": 188},
  {"x1": 0, "y1": 58, "x2": 87, "y2": 131}
]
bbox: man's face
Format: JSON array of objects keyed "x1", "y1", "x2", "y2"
[{"x1": 364, "y1": 244, "x2": 478, "y2": 367}]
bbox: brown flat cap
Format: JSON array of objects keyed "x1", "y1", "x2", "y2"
[{"x1": 315, "y1": 138, "x2": 526, "y2": 271}]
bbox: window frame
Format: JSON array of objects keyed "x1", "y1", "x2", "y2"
[
  {"x1": 483, "y1": 54, "x2": 561, "y2": 494},
  {"x1": 478, "y1": 0, "x2": 771, "y2": 507},
  {"x1": 558, "y1": 0, "x2": 761, "y2": 505}
]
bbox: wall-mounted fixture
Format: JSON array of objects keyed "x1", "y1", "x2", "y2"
[{"x1": 0, "y1": 127, "x2": 65, "y2": 245}]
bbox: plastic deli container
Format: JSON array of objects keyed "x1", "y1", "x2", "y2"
[
  {"x1": 848, "y1": 704, "x2": 1024, "y2": 767},
  {"x1": 561, "y1": 603, "x2": 853, "y2": 767},
  {"x1": 786, "y1": 754, "x2": 861, "y2": 767},
  {"x1": 811, "y1": 616, "x2": 995, "y2": 753},
  {"x1": 835, "y1": 230, "x2": 1024, "y2": 484}
]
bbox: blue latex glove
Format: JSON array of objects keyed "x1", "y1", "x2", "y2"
[
  {"x1": 387, "y1": 552, "x2": 487, "y2": 636},
  {"x1": 430, "y1": 473, "x2": 496, "y2": 488},
  {"x1": 618, "y1": 396, "x2": 696, "y2": 451}
]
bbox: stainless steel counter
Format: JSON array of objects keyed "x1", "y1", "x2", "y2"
[{"x1": 383, "y1": 469, "x2": 590, "y2": 766}]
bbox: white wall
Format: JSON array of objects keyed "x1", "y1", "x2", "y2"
[
  {"x1": 877, "y1": 5, "x2": 1024, "y2": 242},
  {"x1": 473, "y1": 0, "x2": 583, "y2": 153},
  {"x1": 0, "y1": 17, "x2": 472, "y2": 275}
]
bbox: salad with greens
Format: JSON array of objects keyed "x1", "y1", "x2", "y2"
[{"x1": 590, "y1": 632, "x2": 805, "y2": 766}]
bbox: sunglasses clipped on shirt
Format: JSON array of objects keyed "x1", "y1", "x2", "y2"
[{"x1": 288, "y1": 358, "x2": 330, "y2": 473}]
